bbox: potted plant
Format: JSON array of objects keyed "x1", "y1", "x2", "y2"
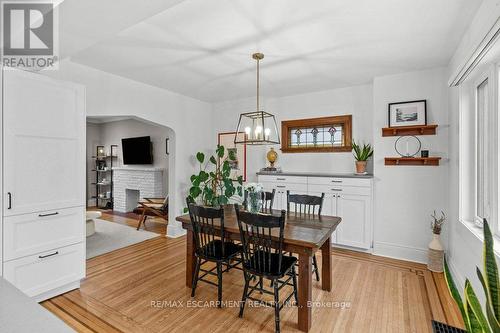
[
  {"x1": 186, "y1": 145, "x2": 243, "y2": 208},
  {"x1": 352, "y1": 141, "x2": 373, "y2": 174},
  {"x1": 245, "y1": 183, "x2": 263, "y2": 213},
  {"x1": 442, "y1": 220, "x2": 498, "y2": 333}
]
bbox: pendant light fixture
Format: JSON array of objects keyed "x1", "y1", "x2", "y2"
[{"x1": 234, "y1": 53, "x2": 280, "y2": 145}]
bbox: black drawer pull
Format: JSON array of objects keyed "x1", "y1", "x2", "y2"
[
  {"x1": 39, "y1": 251, "x2": 59, "y2": 259},
  {"x1": 276, "y1": 185, "x2": 286, "y2": 188},
  {"x1": 331, "y1": 188, "x2": 342, "y2": 191},
  {"x1": 331, "y1": 180, "x2": 342, "y2": 183},
  {"x1": 39, "y1": 212, "x2": 59, "y2": 217},
  {"x1": 7, "y1": 192, "x2": 12, "y2": 209},
  {"x1": 276, "y1": 178, "x2": 286, "y2": 181}
]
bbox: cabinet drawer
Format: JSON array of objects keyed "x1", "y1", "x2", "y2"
[
  {"x1": 3, "y1": 206, "x2": 84, "y2": 261},
  {"x1": 308, "y1": 176, "x2": 372, "y2": 187},
  {"x1": 308, "y1": 184, "x2": 371, "y2": 196},
  {"x1": 258, "y1": 175, "x2": 307, "y2": 184},
  {"x1": 3, "y1": 242, "x2": 85, "y2": 297},
  {"x1": 272, "y1": 182, "x2": 308, "y2": 194}
]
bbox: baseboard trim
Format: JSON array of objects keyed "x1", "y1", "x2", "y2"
[
  {"x1": 34, "y1": 280, "x2": 81, "y2": 302},
  {"x1": 373, "y1": 241, "x2": 427, "y2": 264}
]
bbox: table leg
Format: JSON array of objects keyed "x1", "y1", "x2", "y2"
[
  {"x1": 186, "y1": 229, "x2": 196, "y2": 288},
  {"x1": 298, "y1": 252, "x2": 312, "y2": 332},
  {"x1": 321, "y1": 237, "x2": 332, "y2": 291}
]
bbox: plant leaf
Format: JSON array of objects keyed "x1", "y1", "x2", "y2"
[
  {"x1": 478, "y1": 268, "x2": 500, "y2": 333},
  {"x1": 189, "y1": 186, "x2": 201, "y2": 198},
  {"x1": 444, "y1": 256, "x2": 468, "y2": 328},
  {"x1": 484, "y1": 220, "x2": 500, "y2": 319},
  {"x1": 216, "y1": 145, "x2": 225, "y2": 158},
  {"x1": 465, "y1": 296, "x2": 485, "y2": 333},
  {"x1": 209, "y1": 156, "x2": 217, "y2": 165},
  {"x1": 199, "y1": 171, "x2": 209, "y2": 182},
  {"x1": 465, "y1": 279, "x2": 491, "y2": 332},
  {"x1": 196, "y1": 152, "x2": 205, "y2": 163},
  {"x1": 237, "y1": 176, "x2": 243, "y2": 185},
  {"x1": 228, "y1": 149, "x2": 236, "y2": 161}
]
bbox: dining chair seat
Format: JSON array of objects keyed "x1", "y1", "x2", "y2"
[
  {"x1": 197, "y1": 240, "x2": 242, "y2": 260},
  {"x1": 244, "y1": 251, "x2": 297, "y2": 278}
]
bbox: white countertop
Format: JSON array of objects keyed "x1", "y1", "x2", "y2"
[
  {"x1": 0, "y1": 278, "x2": 73, "y2": 333},
  {"x1": 113, "y1": 167, "x2": 165, "y2": 171},
  {"x1": 256, "y1": 171, "x2": 373, "y2": 179}
]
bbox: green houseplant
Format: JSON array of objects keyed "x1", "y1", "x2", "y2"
[
  {"x1": 444, "y1": 220, "x2": 499, "y2": 333},
  {"x1": 352, "y1": 141, "x2": 374, "y2": 174},
  {"x1": 186, "y1": 145, "x2": 243, "y2": 208}
]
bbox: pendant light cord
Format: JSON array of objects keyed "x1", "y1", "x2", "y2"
[{"x1": 256, "y1": 57, "x2": 260, "y2": 112}]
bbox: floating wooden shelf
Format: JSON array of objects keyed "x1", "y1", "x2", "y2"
[
  {"x1": 382, "y1": 125, "x2": 438, "y2": 137},
  {"x1": 385, "y1": 157, "x2": 441, "y2": 166}
]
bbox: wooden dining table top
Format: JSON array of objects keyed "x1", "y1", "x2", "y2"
[{"x1": 176, "y1": 207, "x2": 341, "y2": 250}]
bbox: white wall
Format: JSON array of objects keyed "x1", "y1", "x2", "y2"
[
  {"x1": 213, "y1": 84, "x2": 374, "y2": 181},
  {"x1": 44, "y1": 59, "x2": 213, "y2": 237},
  {"x1": 372, "y1": 68, "x2": 450, "y2": 263},
  {"x1": 86, "y1": 118, "x2": 173, "y2": 206}
]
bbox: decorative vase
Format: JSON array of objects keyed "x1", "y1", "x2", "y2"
[
  {"x1": 355, "y1": 161, "x2": 367, "y2": 174},
  {"x1": 248, "y1": 190, "x2": 263, "y2": 213},
  {"x1": 267, "y1": 148, "x2": 278, "y2": 168},
  {"x1": 428, "y1": 233, "x2": 444, "y2": 272}
]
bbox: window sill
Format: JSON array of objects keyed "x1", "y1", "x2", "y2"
[{"x1": 458, "y1": 219, "x2": 500, "y2": 258}]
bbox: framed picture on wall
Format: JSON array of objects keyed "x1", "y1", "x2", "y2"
[
  {"x1": 388, "y1": 100, "x2": 427, "y2": 128},
  {"x1": 218, "y1": 132, "x2": 247, "y2": 182}
]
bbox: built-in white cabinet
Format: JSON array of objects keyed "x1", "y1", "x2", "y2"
[
  {"x1": 258, "y1": 173, "x2": 373, "y2": 251},
  {"x1": 1, "y1": 67, "x2": 86, "y2": 301}
]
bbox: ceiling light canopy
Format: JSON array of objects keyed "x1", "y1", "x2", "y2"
[{"x1": 234, "y1": 53, "x2": 279, "y2": 145}]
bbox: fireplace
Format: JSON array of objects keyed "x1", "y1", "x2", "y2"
[{"x1": 113, "y1": 167, "x2": 165, "y2": 212}]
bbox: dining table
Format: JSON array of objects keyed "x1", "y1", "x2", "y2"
[{"x1": 176, "y1": 206, "x2": 341, "y2": 332}]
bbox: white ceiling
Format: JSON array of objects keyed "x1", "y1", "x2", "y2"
[{"x1": 63, "y1": 0, "x2": 482, "y2": 102}]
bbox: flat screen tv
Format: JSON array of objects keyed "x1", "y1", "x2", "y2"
[{"x1": 122, "y1": 136, "x2": 153, "y2": 165}]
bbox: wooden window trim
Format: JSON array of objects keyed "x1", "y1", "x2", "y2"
[{"x1": 281, "y1": 115, "x2": 352, "y2": 153}]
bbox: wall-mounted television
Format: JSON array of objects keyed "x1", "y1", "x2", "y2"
[{"x1": 122, "y1": 136, "x2": 153, "y2": 165}]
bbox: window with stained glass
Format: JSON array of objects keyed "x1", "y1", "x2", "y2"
[{"x1": 281, "y1": 115, "x2": 352, "y2": 153}]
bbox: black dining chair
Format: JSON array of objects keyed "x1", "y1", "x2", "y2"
[
  {"x1": 287, "y1": 190, "x2": 325, "y2": 282},
  {"x1": 235, "y1": 204, "x2": 298, "y2": 333},
  {"x1": 243, "y1": 189, "x2": 276, "y2": 213},
  {"x1": 186, "y1": 199, "x2": 243, "y2": 307}
]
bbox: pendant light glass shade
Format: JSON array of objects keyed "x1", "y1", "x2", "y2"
[
  {"x1": 234, "y1": 111, "x2": 280, "y2": 145},
  {"x1": 234, "y1": 53, "x2": 280, "y2": 145}
]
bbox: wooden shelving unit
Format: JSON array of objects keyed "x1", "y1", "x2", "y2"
[
  {"x1": 384, "y1": 157, "x2": 441, "y2": 166},
  {"x1": 382, "y1": 124, "x2": 438, "y2": 137}
]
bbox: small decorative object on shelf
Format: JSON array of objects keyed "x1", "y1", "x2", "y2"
[
  {"x1": 421, "y1": 149, "x2": 429, "y2": 158},
  {"x1": 352, "y1": 141, "x2": 373, "y2": 174},
  {"x1": 428, "y1": 210, "x2": 445, "y2": 272},
  {"x1": 245, "y1": 183, "x2": 263, "y2": 213},
  {"x1": 395, "y1": 135, "x2": 421, "y2": 157},
  {"x1": 266, "y1": 147, "x2": 278, "y2": 170}
]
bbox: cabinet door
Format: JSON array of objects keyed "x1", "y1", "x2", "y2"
[
  {"x1": 3, "y1": 69, "x2": 85, "y2": 216},
  {"x1": 336, "y1": 194, "x2": 371, "y2": 249}
]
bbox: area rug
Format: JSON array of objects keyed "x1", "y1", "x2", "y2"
[{"x1": 86, "y1": 219, "x2": 160, "y2": 259}]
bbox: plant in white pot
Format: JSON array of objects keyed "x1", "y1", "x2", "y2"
[
  {"x1": 352, "y1": 141, "x2": 373, "y2": 174},
  {"x1": 428, "y1": 210, "x2": 445, "y2": 272}
]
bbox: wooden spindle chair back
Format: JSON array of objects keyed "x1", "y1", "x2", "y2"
[
  {"x1": 234, "y1": 205, "x2": 286, "y2": 276},
  {"x1": 187, "y1": 202, "x2": 226, "y2": 259},
  {"x1": 286, "y1": 191, "x2": 325, "y2": 217}
]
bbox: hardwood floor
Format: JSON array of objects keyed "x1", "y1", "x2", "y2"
[
  {"x1": 90, "y1": 207, "x2": 167, "y2": 236},
  {"x1": 42, "y1": 212, "x2": 463, "y2": 332}
]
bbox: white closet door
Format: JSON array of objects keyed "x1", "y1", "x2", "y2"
[{"x1": 3, "y1": 68, "x2": 85, "y2": 216}]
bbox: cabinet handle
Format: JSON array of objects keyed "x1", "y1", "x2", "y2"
[
  {"x1": 331, "y1": 188, "x2": 342, "y2": 191},
  {"x1": 39, "y1": 251, "x2": 59, "y2": 259},
  {"x1": 276, "y1": 178, "x2": 286, "y2": 181},
  {"x1": 39, "y1": 212, "x2": 59, "y2": 217},
  {"x1": 7, "y1": 192, "x2": 12, "y2": 209},
  {"x1": 276, "y1": 185, "x2": 286, "y2": 188},
  {"x1": 331, "y1": 180, "x2": 342, "y2": 183}
]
